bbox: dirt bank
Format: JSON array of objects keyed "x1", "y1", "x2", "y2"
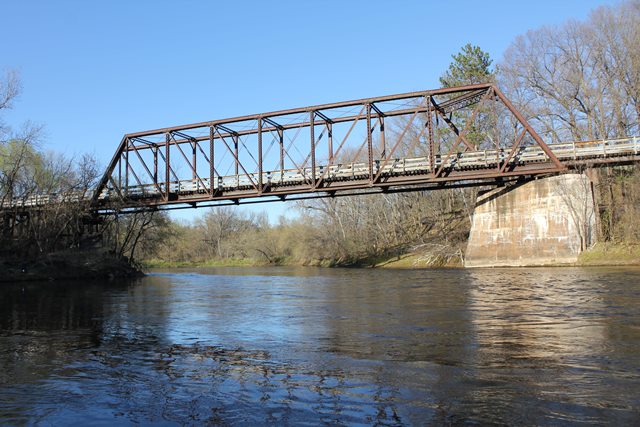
[{"x1": 1, "y1": 249, "x2": 143, "y2": 283}]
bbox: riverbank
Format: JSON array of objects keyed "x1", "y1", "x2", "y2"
[
  {"x1": 142, "y1": 242, "x2": 640, "y2": 270},
  {"x1": 143, "y1": 258, "x2": 270, "y2": 269},
  {"x1": 578, "y1": 242, "x2": 640, "y2": 266},
  {"x1": 1, "y1": 249, "x2": 143, "y2": 283},
  {"x1": 142, "y1": 244, "x2": 466, "y2": 270}
]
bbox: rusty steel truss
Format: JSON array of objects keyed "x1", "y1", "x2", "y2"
[{"x1": 93, "y1": 83, "x2": 568, "y2": 211}]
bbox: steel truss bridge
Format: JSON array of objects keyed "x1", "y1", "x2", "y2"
[{"x1": 5, "y1": 84, "x2": 640, "y2": 212}]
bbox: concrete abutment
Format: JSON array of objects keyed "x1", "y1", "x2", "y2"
[{"x1": 464, "y1": 174, "x2": 596, "y2": 267}]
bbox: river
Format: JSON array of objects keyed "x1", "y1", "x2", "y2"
[{"x1": 1, "y1": 267, "x2": 639, "y2": 425}]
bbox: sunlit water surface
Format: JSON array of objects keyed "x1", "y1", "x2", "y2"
[{"x1": 1, "y1": 267, "x2": 640, "y2": 425}]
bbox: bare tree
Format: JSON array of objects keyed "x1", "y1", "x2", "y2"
[
  {"x1": 553, "y1": 172, "x2": 596, "y2": 252},
  {"x1": 0, "y1": 69, "x2": 21, "y2": 139},
  {"x1": 499, "y1": 0, "x2": 640, "y2": 243},
  {"x1": 499, "y1": 1, "x2": 640, "y2": 142},
  {"x1": 0, "y1": 70, "x2": 44, "y2": 208}
]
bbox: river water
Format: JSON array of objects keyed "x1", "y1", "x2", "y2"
[{"x1": 1, "y1": 267, "x2": 639, "y2": 425}]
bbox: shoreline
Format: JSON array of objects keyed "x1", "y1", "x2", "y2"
[
  {"x1": 4, "y1": 242, "x2": 637, "y2": 284},
  {"x1": 142, "y1": 242, "x2": 640, "y2": 270},
  {"x1": 1, "y1": 250, "x2": 144, "y2": 283}
]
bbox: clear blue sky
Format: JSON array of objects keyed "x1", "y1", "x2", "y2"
[{"x1": 0, "y1": 0, "x2": 620, "y2": 222}]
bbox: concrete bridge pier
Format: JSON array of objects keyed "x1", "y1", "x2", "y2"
[{"x1": 464, "y1": 173, "x2": 596, "y2": 268}]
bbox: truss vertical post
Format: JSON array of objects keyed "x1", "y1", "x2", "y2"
[
  {"x1": 233, "y1": 134, "x2": 239, "y2": 181},
  {"x1": 489, "y1": 87, "x2": 501, "y2": 171},
  {"x1": 427, "y1": 96, "x2": 435, "y2": 172},
  {"x1": 192, "y1": 140, "x2": 197, "y2": 182},
  {"x1": 258, "y1": 118, "x2": 263, "y2": 192},
  {"x1": 278, "y1": 127, "x2": 284, "y2": 180},
  {"x1": 165, "y1": 133, "x2": 170, "y2": 201},
  {"x1": 153, "y1": 146, "x2": 158, "y2": 185},
  {"x1": 118, "y1": 153, "x2": 122, "y2": 193},
  {"x1": 310, "y1": 111, "x2": 316, "y2": 184},
  {"x1": 328, "y1": 122, "x2": 333, "y2": 163},
  {"x1": 125, "y1": 138, "x2": 129, "y2": 196},
  {"x1": 209, "y1": 126, "x2": 215, "y2": 193},
  {"x1": 366, "y1": 104, "x2": 373, "y2": 182},
  {"x1": 380, "y1": 116, "x2": 386, "y2": 158}
]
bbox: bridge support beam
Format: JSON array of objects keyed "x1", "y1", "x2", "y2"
[{"x1": 465, "y1": 174, "x2": 596, "y2": 267}]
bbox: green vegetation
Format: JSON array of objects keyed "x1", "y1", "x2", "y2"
[{"x1": 440, "y1": 43, "x2": 494, "y2": 88}]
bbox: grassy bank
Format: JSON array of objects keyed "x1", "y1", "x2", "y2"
[
  {"x1": 374, "y1": 252, "x2": 464, "y2": 269},
  {"x1": 578, "y1": 242, "x2": 640, "y2": 266},
  {"x1": 143, "y1": 243, "x2": 640, "y2": 270},
  {"x1": 143, "y1": 244, "x2": 466, "y2": 270}
]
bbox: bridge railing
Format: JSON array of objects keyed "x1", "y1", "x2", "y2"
[{"x1": 0, "y1": 191, "x2": 92, "y2": 209}]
